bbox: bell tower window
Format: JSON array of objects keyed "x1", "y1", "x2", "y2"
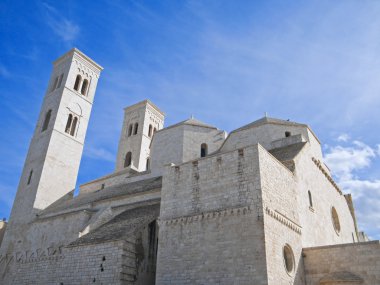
[
  {"x1": 124, "y1": 152, "x2": 132, "y2": 167},
  {"x1": 65, "y1": 114, "x2": 78, "y2": 137},
  {"x1": 41, "y1": 110, "x2": 52, "y2": 132},
  {"x1": 81, "y1": 79, "x2": 88, "y2": 95},
  {"x1": 74, "y1": 75, "x2": 81, "y2": 91}
]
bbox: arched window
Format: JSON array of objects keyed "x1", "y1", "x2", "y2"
[
  {"x1": 308, "y1": 190, "x2": 313, "y2": 208},
  {"x1": 27, "y1": 170, "x2": 33, "y2": 185},
  {"x1": 70, "y1": 117, "x2": 78, "y2": 136},
  {"x1": 57, "y1": 73, "x2": 64, "y2": 88},
  {"x1": 285, "y1": 131, "x2": 291, "y2": 137},
  {"x1": 74, "y1": 75, "x2": 81, "y2": 91},
  {"x1": 42, "y1": 109, "x2": 52, "y2": 132},
  {"x1": 148, "y1": 124, "x2": 153, "y2": 137},
  {"x1": 65, "y1": 114, "x2": 73, "y2": 133},
  {"x1": 81, "y1": 79, "x2": 88, "y2": 95},
  {"x1": 201, "y1": 143, "x2": 208, "y2": 158},
  {"x1": 52, "y1": 76, "x2": 59, "y2": 91},
  {"x1": 153, "y1": 127, "x2": 157, "y2": 134},
  {"x1": 134, "y1": 123, "x2": 138, "y2": 135},
  {"x1": 146, "y1": 158, "x2": 150, "y2": 170},
  {"x1": 124, "y1": 152, "x2": 132, "y2": 167},
  {"x1": 128, "y1": 124, "x2": 133, "y2": 137}
]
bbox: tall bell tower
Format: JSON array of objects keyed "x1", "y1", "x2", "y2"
[{"x1": 5, "y1": 48, "x2": 103, "y2": 230}]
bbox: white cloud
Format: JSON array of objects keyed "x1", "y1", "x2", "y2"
[
  {"x1": 337, "y1": 133, "x2": 349, "y2": 142},
  {"x1": 324, "y1": 141, "x2": 376, "y2": 180},
  {"x1": 324, "y1": 138, "x2": 380, "y2": 239},
  {"x1": 84, "y1": 146, "x2": 115, "y2": 163},
  {"x1": 42, "y1": 3, "x2": 80, "y2": 43}
]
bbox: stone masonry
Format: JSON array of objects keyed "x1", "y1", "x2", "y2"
[{"x1": 0, "y1": 49, "x2": 379, "y2": 285}]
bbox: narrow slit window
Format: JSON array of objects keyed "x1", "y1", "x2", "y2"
[
  {"x1": 41, "y1": 110, "x2": 52, "y2": 132},
  {"x1": 308, "y1": 190, "x2": 313, "y2": 208},
  {"x1": 27, "y1": 170, "x2": 33, "y2": 185},
  {"x1": 74, "y1": 75, "x2": 81, "y2": 91},
  {"x1": 81, "y1": 79, "x2": 88, "y2": 95}
]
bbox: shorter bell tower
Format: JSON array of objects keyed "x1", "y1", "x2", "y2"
[{"x1": 116, "y1": 100, "x2": 164, "y2": 172}]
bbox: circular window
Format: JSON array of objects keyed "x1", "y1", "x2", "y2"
[
  {"x1": 331, "y1": 207, "x2": 341, "y2": 234},
  {"x1": 283, "y1": 244, "x2": 295, "y2": 274}
]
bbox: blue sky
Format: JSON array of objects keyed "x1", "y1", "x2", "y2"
[{"x1": 0, "y1": 1, "x2": 379, "y2": 239}]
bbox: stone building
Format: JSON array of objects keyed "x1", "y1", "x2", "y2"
[{"x1": 0, "y1": 49, "x2": 379, "y2": 285}]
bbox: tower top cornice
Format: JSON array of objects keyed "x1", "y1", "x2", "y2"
[{"x1": 53, "y1": 48, "x2": 104, "y2": 71}]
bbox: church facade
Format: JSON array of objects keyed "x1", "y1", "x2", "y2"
[{"x1": 0, "y1": 49, "x2": 379, "y2": 285}]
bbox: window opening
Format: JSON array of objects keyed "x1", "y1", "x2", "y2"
[
  {"x1": 124, "y1": 152, "x2": 132, "y2": 167},
  {"x1": 201, "y1": 143, "x2": 208, "y2": 158},
  {"x1": 27, "y1": 170, "x2": 33, "y2": 185},
  {"x1": 42, "y1": 110, "x2": 52, "y2": 132},
  {"x1": 74, "y1": 75, "x2": 81, "y2": 91}
]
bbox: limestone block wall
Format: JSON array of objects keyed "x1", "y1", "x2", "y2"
[
  {"x1": 258, "y1": 145, "x2": 305, "y2": 285},
  {"x1": 303, "y1": 241, "x2": 380, "y2": 285},
  {"x1": 182, "y1": 125, "x2": 226, "y2": 161},
  {"x1": 294, "y1": 143, "x2": 358, "y2": 247},
  {"x1": 221, "y1": 123, "x2": 323, "y2": 160},
  {"x1": 0, "y1": 241, "x2": 126, "y2": 285},
  {"x1": 156, "y1": 145, "x2": 269, "y2": 285},
  {"x1": 150, "y1": 125, "x2": 185, "y2": 173}
]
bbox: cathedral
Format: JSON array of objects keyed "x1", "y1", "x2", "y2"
[{"x1": 0, "y1": 48, "x2": 379, "y2": 285}]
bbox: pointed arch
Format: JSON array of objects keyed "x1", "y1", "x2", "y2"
[
  {"x1": 124, "y1": 152, "x2": 132, "y2": 168},
  {"x1": 81, "y1": 79, "x2": 88, "y2": 95},
  {"x1": 65, "y1": 114, "x2": 73, "y2": 133},
  {"x1": 74, "y1": 75, "x2": 81, "y2": 91},
  {"x1": 42, "y1": 109, "x2": 52, "y2": 132}
]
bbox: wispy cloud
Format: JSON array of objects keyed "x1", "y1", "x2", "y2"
[
  {"x1": 325, "y1": 138, "x2": 380, "y2": 239},
  {"x1": 84, "y1": 146, "x2": 115, "y2": 163},
  {"x1": 337, "y1": 134, "x2": 350, "y2": 142},
  {"x1": 42, "y1": 3, "x2": 80, "y2": 44}
]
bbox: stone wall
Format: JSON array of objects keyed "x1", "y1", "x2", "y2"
[
  {"x1": 303, "y1": 241, "x2": 380, "y2": 285},
  {"x1": 258, "y1": 145, "x2": 305, "y2": 285},
  {"x1": 0, "y1": 241, "x2": 126, "y2": 285},
  {"x1": 0, "y1": 221, "x2": 6, "y2": 248},
  {"x1": 156, "y1": 145, "x2": 269, "y2": 285},
  {"x1": 294, "y1": 143, "x2": 358, "y2": 247}
]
